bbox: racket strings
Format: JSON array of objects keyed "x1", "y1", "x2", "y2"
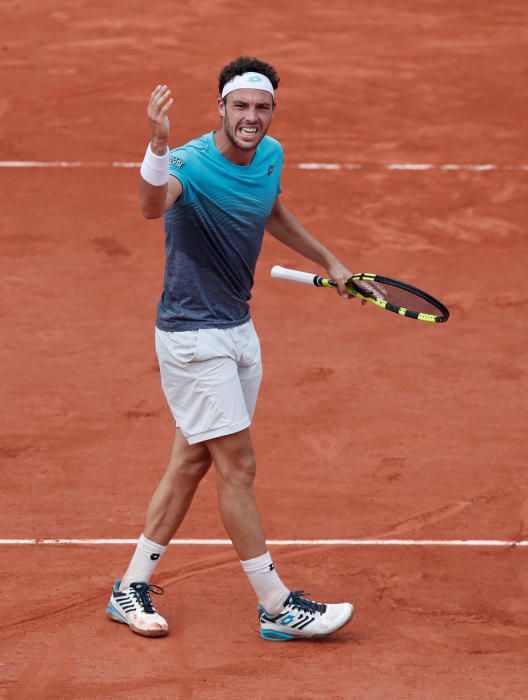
[{"x1": 352, "y1": 279, "x2": 442, "y2": 315}]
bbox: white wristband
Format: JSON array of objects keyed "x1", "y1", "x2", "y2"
[{"x1": 140, "y1": 142, "x2": 170, "y2": 186}]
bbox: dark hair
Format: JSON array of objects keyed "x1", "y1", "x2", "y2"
[{"x1": 218, "y1": 56, "x2": 280, "y2": 96}]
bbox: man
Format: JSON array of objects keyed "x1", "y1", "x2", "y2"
[{"x1": 107, "y1": 56, "x2": 354, "y2": 640}]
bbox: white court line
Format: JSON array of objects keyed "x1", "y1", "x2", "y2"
[
  {"x1": 0, "y1": 538, "x2": 527, "y2": 547},
  {"x1": 0, "y1": 161, "x2": 527, "y2": 171}
]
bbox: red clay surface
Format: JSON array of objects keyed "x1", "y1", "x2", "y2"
[{"x1": 1, "y1": 1, "x2": 528, "y2": 698}]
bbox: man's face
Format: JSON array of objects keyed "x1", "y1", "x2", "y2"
[{"x1": 217, "y1": 88, "x2": 275, "y2": 151}]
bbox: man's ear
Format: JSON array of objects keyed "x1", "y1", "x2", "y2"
[{"x1": 217, "y1": 97, "x2": 226, "y2": 118}]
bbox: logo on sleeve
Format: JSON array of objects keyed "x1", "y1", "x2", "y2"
[
  {"x1": 267, "y1": 164, "x2": 274, "y2": 176},
  {"x1": 170, "y1": 154, "x2": 185, "y2": 169}
]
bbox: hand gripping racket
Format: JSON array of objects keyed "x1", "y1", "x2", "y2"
[{"x1": 271, "y1": 265, "x2": 449, "y2": 323}]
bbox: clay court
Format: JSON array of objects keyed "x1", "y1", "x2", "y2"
[{"x1": 1, "y1": 0, "x2": 527, "y2": 698}]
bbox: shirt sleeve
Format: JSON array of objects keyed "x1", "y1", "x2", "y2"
[{"x1": 169, "y1": 148, "x2": 189, "y2": 192}]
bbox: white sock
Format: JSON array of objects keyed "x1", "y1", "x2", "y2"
[
  {"x1": 241, "y1": 551, "x2": 290, "y2": 616},
  {"x1": 120, "y1": 533, "x2": 167, "y2": 590}
]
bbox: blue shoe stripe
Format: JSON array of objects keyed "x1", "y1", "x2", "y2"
[
  {"x1": 260, "y1": 629, "x2": 297, "y2": 641},
  {"x1": 107, "y1": 602, "x2": 127, "y2": 624}
]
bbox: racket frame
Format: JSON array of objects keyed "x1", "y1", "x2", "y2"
[
  {"x1": 314, "y1": 272, "x2": 449, "y2": 323},
  {"x1": 270, "y1": 265, "x2": 449, "y2": 323}
]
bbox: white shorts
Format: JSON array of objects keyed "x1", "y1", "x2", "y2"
[{"x1": 155, "y1": 320, "x2": 262, "y2": 444}]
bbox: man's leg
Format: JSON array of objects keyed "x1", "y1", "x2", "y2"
[
  {"x1": 206, "y1": 429, "x2": 263, "y2": 559},
  {"x1": 143, "y1": 428, "x2": 212, "y2": 545},
  {"x1": 206, "y1": 428, "x2": 354, "y2": 640},
  {"x1": 121, "y1": 428, "x2": 211, "y2": 585},
  {"x1": 107, "y1": 429, "x2": 211, "y2": 636},
  {"x1": 206, "y1": 428, "x2": 289, "y2": 614}
]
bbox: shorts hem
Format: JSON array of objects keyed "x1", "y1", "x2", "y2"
[{"x1": 185, "y1": 418, "x2": 251, "y2": 444}]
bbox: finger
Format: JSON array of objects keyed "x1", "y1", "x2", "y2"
[
  {"x1": 150, "y1": 85, "x2": 170, "y2": 105},
  {"x1": 334, "y1": 279, "x2": 350, "y2": 298},
  {"x1": 159, "y1": 97, "x2": 174, "y2": 114},
  {"x1": 156, "y1": 89, "x2": 172, "y2": 106},
  {"x1": 148, "y1": 91, "x2": 173, "y2": 120}
]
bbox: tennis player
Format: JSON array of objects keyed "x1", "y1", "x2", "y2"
[{"x1": 107, "y1": 56, "x2": 354, "y2": 639}]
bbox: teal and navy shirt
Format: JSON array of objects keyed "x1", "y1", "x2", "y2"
[{"x1": 156, "y1": 131, "x2": 283, "y2": 331}]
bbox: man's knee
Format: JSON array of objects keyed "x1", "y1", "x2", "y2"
[
  {"x1": 177, "y1": 456, "x2": 211, "y2": 483},
  {"x1": 167, "y1": 447, "x2": 211, "y2": 487},
  {"x1": 206, "y1": 428, "x2": 257, "y2": 488},
  {"x1": 217, "y1": 453, "x2": 256, "y2": 489}
]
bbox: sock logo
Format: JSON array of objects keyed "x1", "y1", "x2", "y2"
[
  {"x1": 268, "y1": 563, "x2": 275, "y2": 571},
  {"x1": 150, "y1": 553, "x2": 160, "y2": 561}
]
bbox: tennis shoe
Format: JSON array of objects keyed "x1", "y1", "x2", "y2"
[
  {"x1": 259, "y1": 590, "x2": 354, "y2": 641},
  {"x1": 106, "y1": 580, "x2": 168, "y2": 637}
]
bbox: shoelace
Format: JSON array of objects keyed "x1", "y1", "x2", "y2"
[
  {"x1": 287, "y1": 590, "x2": 327, "y2": 615},
  {"x1": 130, "y1": 583, "x2": 164, "y2": 614}
]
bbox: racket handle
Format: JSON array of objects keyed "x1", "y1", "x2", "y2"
[{"x1": 271, "y1": 265, "x2": 335, "y2": 287}]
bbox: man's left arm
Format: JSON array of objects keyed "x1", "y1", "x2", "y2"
[{"x1": 266, "y1": 199, "x2": 353, "y2": 298}]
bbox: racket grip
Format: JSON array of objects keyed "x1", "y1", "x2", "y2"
[{"x1": 271, "y1": 265, "x2": 320, "y2": 286}]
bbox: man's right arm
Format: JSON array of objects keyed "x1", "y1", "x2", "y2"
[{"x1": 139, "y1": 85, "x2": 182, "y2": 219}]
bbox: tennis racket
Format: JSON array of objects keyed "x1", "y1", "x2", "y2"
[{"x1": 271, "y1": 265, "x2": 449, "y2": 323}]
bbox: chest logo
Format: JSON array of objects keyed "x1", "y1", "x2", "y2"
[{"x1": 170, "y1": 155, "x2": 185, "y2": 169}]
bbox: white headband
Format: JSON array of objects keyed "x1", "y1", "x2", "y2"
[{"x1": 221, "y1": 72, "x2": 275, "y2": 99}]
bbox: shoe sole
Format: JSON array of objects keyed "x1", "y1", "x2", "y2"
[
  {"x1": 106, "y1": 603, "x2": 169, "y2": 638},
  {"x1": 260, "y1": 604, "x2": 354, "y2": 641}
]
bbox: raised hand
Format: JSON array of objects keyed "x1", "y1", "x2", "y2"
[{"x1": 147, "y1": 85, "x2": 174, "y2": 154}]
